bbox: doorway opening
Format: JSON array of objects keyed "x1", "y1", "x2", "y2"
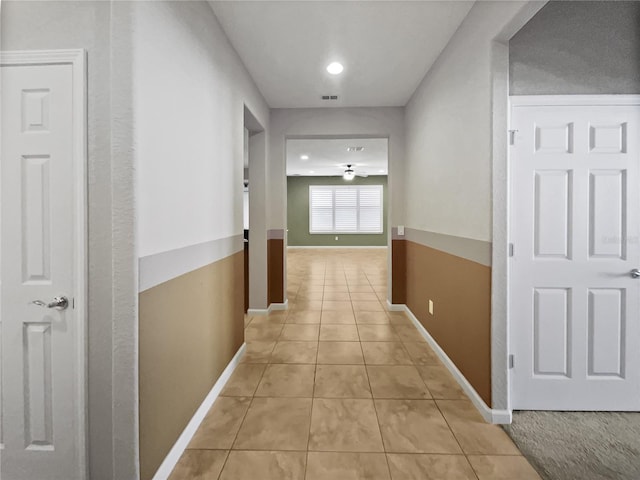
[
  {"x1": 284, "y1": 137, "x2": 389, "y2": 306},
  {"x1": 243, "y1": 107, "x2": 268, "y2": 314}
]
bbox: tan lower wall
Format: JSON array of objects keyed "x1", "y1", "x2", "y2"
[
  {"x1": 139, "y1": 252, "x2": 244, "y2": 480},
  {"x1": 405, "y1": 241, "x2": 492, "y2": 405}
]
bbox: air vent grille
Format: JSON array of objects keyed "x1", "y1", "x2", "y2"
[
  {"x1": 346, "y1": 147, "x2": 365, "y2": 152},
  {"x1": 321, "y1": 95, "x2": 338, "y2": 100}
]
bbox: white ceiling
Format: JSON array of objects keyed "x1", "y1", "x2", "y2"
[
  {"x1": 286, "y1": 138, "x2": 388, "y2": 177},
  {"x1": 209, "y1": 1, "x2": 475, "y2": 108}
]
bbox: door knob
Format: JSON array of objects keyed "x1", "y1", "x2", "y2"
[
  {"x1": 31, "y1": 296, "x2": 69, "y2": 311},
  {"x1": 631, "y1": 269, "x2": 640, "y2": 279}
]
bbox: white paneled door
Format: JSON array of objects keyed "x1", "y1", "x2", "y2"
[
  {"x1": 1, "y1": 51, "x2": 86, "y2": 479},
  {"x1": 510, "y1": 98, "x2": 640, "y2": 410}
]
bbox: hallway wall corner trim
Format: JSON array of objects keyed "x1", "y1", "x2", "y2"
[
  {"x1": 248, "y1": 299, "x2": 288, "y2": 316},
  {"x1": 387, "y1": 301, "x2": 512, "y2": 425},
  {"x1": 151, "y1": 343, "x2": 247, "y2": 480}
]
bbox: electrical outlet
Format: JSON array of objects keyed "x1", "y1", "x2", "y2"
[
  {"x1": 428, "y1": 300, "x2": 434, "y2": 315},
  {"x1": 397, "y1": 225, "x2": 405, "y2": 236},
  {"x1": 335, "y1": 236, "x2": 339, "y2": 241}
]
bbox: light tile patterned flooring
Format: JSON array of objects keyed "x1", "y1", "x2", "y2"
[{"x1": 169, "y1": 248, "x2": 541, "y2": 480}]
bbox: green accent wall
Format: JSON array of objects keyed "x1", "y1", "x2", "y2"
[{"x1": 287, "y1": 175, "x2": 388, "y2": 247}]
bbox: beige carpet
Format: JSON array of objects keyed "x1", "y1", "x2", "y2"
[{"x1": 504, "y1": 411, "x2": 640, "y2": 480}]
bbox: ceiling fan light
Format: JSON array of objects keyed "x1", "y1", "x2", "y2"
[
  {"x1": 326, "y1": 62, "x2": 344, "y2": 75},
  {"x1": 343, "y1": 170, "x2": 355, "y2": 181}
]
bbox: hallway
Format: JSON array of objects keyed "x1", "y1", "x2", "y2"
[{"x1": 168, "y1": 249, "x2": 540, "y2": 480}]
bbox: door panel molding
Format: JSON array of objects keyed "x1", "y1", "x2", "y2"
[
  {"x1": 509, "y1": 95, "x2": 640, "y2": 411},
  {"x1": 1, "y1": 48, "x2": 87, "y2": 478}
]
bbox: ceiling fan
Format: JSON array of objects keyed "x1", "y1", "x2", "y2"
[{"x1": 342, "y1": 164, "x2": 368, "y2": 180}]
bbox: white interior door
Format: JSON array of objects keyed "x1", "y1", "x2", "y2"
[
  {"x1": 510, "y1": 98, "x2": 640, "y2": 410},
  {"x1": 1, "y1": 51, "x2": 86, "y2": 479}
]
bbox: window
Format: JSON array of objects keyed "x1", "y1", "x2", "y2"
[{"x1": 309, "y1": 185, "x2": 383, "y2": 234}]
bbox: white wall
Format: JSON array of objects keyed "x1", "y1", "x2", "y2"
[
  {"x1": 405, "y1": 1, "x2": 542, "y2": 242},
  {"x1": 403, "y1": 0, "x2": 545, "y2": 413},
  {"x1": 133, "y1": 1, "x2": 269, "y2": 259}
]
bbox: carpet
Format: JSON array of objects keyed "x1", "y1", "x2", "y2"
[{"x1": 503, "y1": 411, "x2": 640, "y2": 480}]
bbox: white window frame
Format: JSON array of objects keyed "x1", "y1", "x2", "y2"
[{"x1": 309, "y1": 185, "x2": 383, "y2": 234}]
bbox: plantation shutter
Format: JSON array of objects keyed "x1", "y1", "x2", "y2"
[
  {"x1": 358, "y1": 186, "x2": 383, "y2": 232},
  {"x1": 334, "y1": 188, "x2": 358, "y2": 232},
  {"x1": 309, "y1": 186, "x2": 333, "y2": 232},
  {"x1": 309, "y1": 185, "x2": 383, "y2": 234}
]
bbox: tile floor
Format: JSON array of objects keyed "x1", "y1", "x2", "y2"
[{"x1": 169, "y1": 248, "x2": 541, "y2": 480}]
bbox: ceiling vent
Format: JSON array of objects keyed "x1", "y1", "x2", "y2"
[
  {"x1": 321, "y1": 95, "x2": 338, "y2": 100},
  {"x1": 346, "y1": 146, "x2": 365, "y2": 152}
]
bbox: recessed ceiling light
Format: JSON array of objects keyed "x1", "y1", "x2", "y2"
[
  {"x1": 309, "y1": 170, "x2": 315, "y2": 173},
  {"x1": 379, "y1": 169, "x2": 385, "y2": 173},
  {"x1": 301, "y1": 155, "x2": 309, "y2": 160},
  {"x1": 326, "y1": 62, "x2": 344, "y2": 75}
]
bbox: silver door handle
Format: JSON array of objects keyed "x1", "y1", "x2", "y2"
[
  {"x1": 31, "y1": 296, "x2": 69, "y2": 311},
  {"x1": 631, "y1": 269, "x2": 640, "y2": 279}
]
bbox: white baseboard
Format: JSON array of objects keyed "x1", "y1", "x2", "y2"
[
  {"x1": 386, "y1": 300, "x2": 405, "y2": 312},
  {"x1": 400, "y1": 305, "x2": 512, "y2": 424},
  {"x1": 269, "y1": 299, "x2": 289, "y2": 311},
  {"x1": 286, "y1": 245, "x2": 388, "y2": 249},
  {"x1": 248, "y1": 299, "x2": 289, "y2": 316},
  {"x1": 152, "y1": 343, "x2": 247, "y2": 480}
]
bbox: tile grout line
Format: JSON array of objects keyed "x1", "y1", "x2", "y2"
[
  {"x1": 209, "y1": 300, "x2": 292, "y2": 477},
  {"x1": 212, "y1": 394, "x2": 254, "y2": 479},
  {"x1": 226, "y1": 355, "x2": 270, "y2": 451},
  {"x1": 304, "y1": 286, "x2": 323, "y2": 480},
  {"x1": 360, "y1": 269, "x2": 393, "y2": 478},
  {"x1": 189, "y1": 446, "x2": 490, "y2": 456},
  {"x1": 362, "y1": 338, "x2": 395, "y2": 480},
  {"x1": 433, "y1": 399, "x2": 482, "y2": 480}
]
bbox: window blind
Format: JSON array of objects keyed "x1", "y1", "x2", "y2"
[
  {"x1": 309, "y1": 187, "x2": 333, "y2": 232},
  {"x1": 309, "y1": 185, "x2": 383, "y2": 234},
  {"x1": 358, "y1": 186, "x2": 382, "y2": 232}
]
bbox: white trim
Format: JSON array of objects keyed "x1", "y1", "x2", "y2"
[
  {"x1": 386, "y1": 300, "x2": 405, "y2": 312},
  {"x1": 247, "y1": 299, "x2": 289, "y2": 316},
  {"x1": 139, "y1": 235, "x2": 243, "y2": 292},
  {"x1": 287, "y1": 245, "x2": 388, "y2": 249},
  {"x1": 270, "y1": 299, "x2": 289, "y2": 311},
  {"x1": 0, "y1": 49, "x2": 86, "y2": 65},
  {"x1": 1, "y1": 48, "x2": 89, "y2": 477},
  {"x1": 151, "y1": 343, "x2": 247, "y2": 480},
  {"x1": 491, "y1": 41, "x2": 511, "y2": 414},
  {"x1": 401, "y1": 305, "x2": 512, "y2": 424},
  {"x1": 509, "y1": 94, "x2": 640, "y2": 107},
  {"x1": 403, "y1": 228, "x2": 492, "y2": 267}
]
